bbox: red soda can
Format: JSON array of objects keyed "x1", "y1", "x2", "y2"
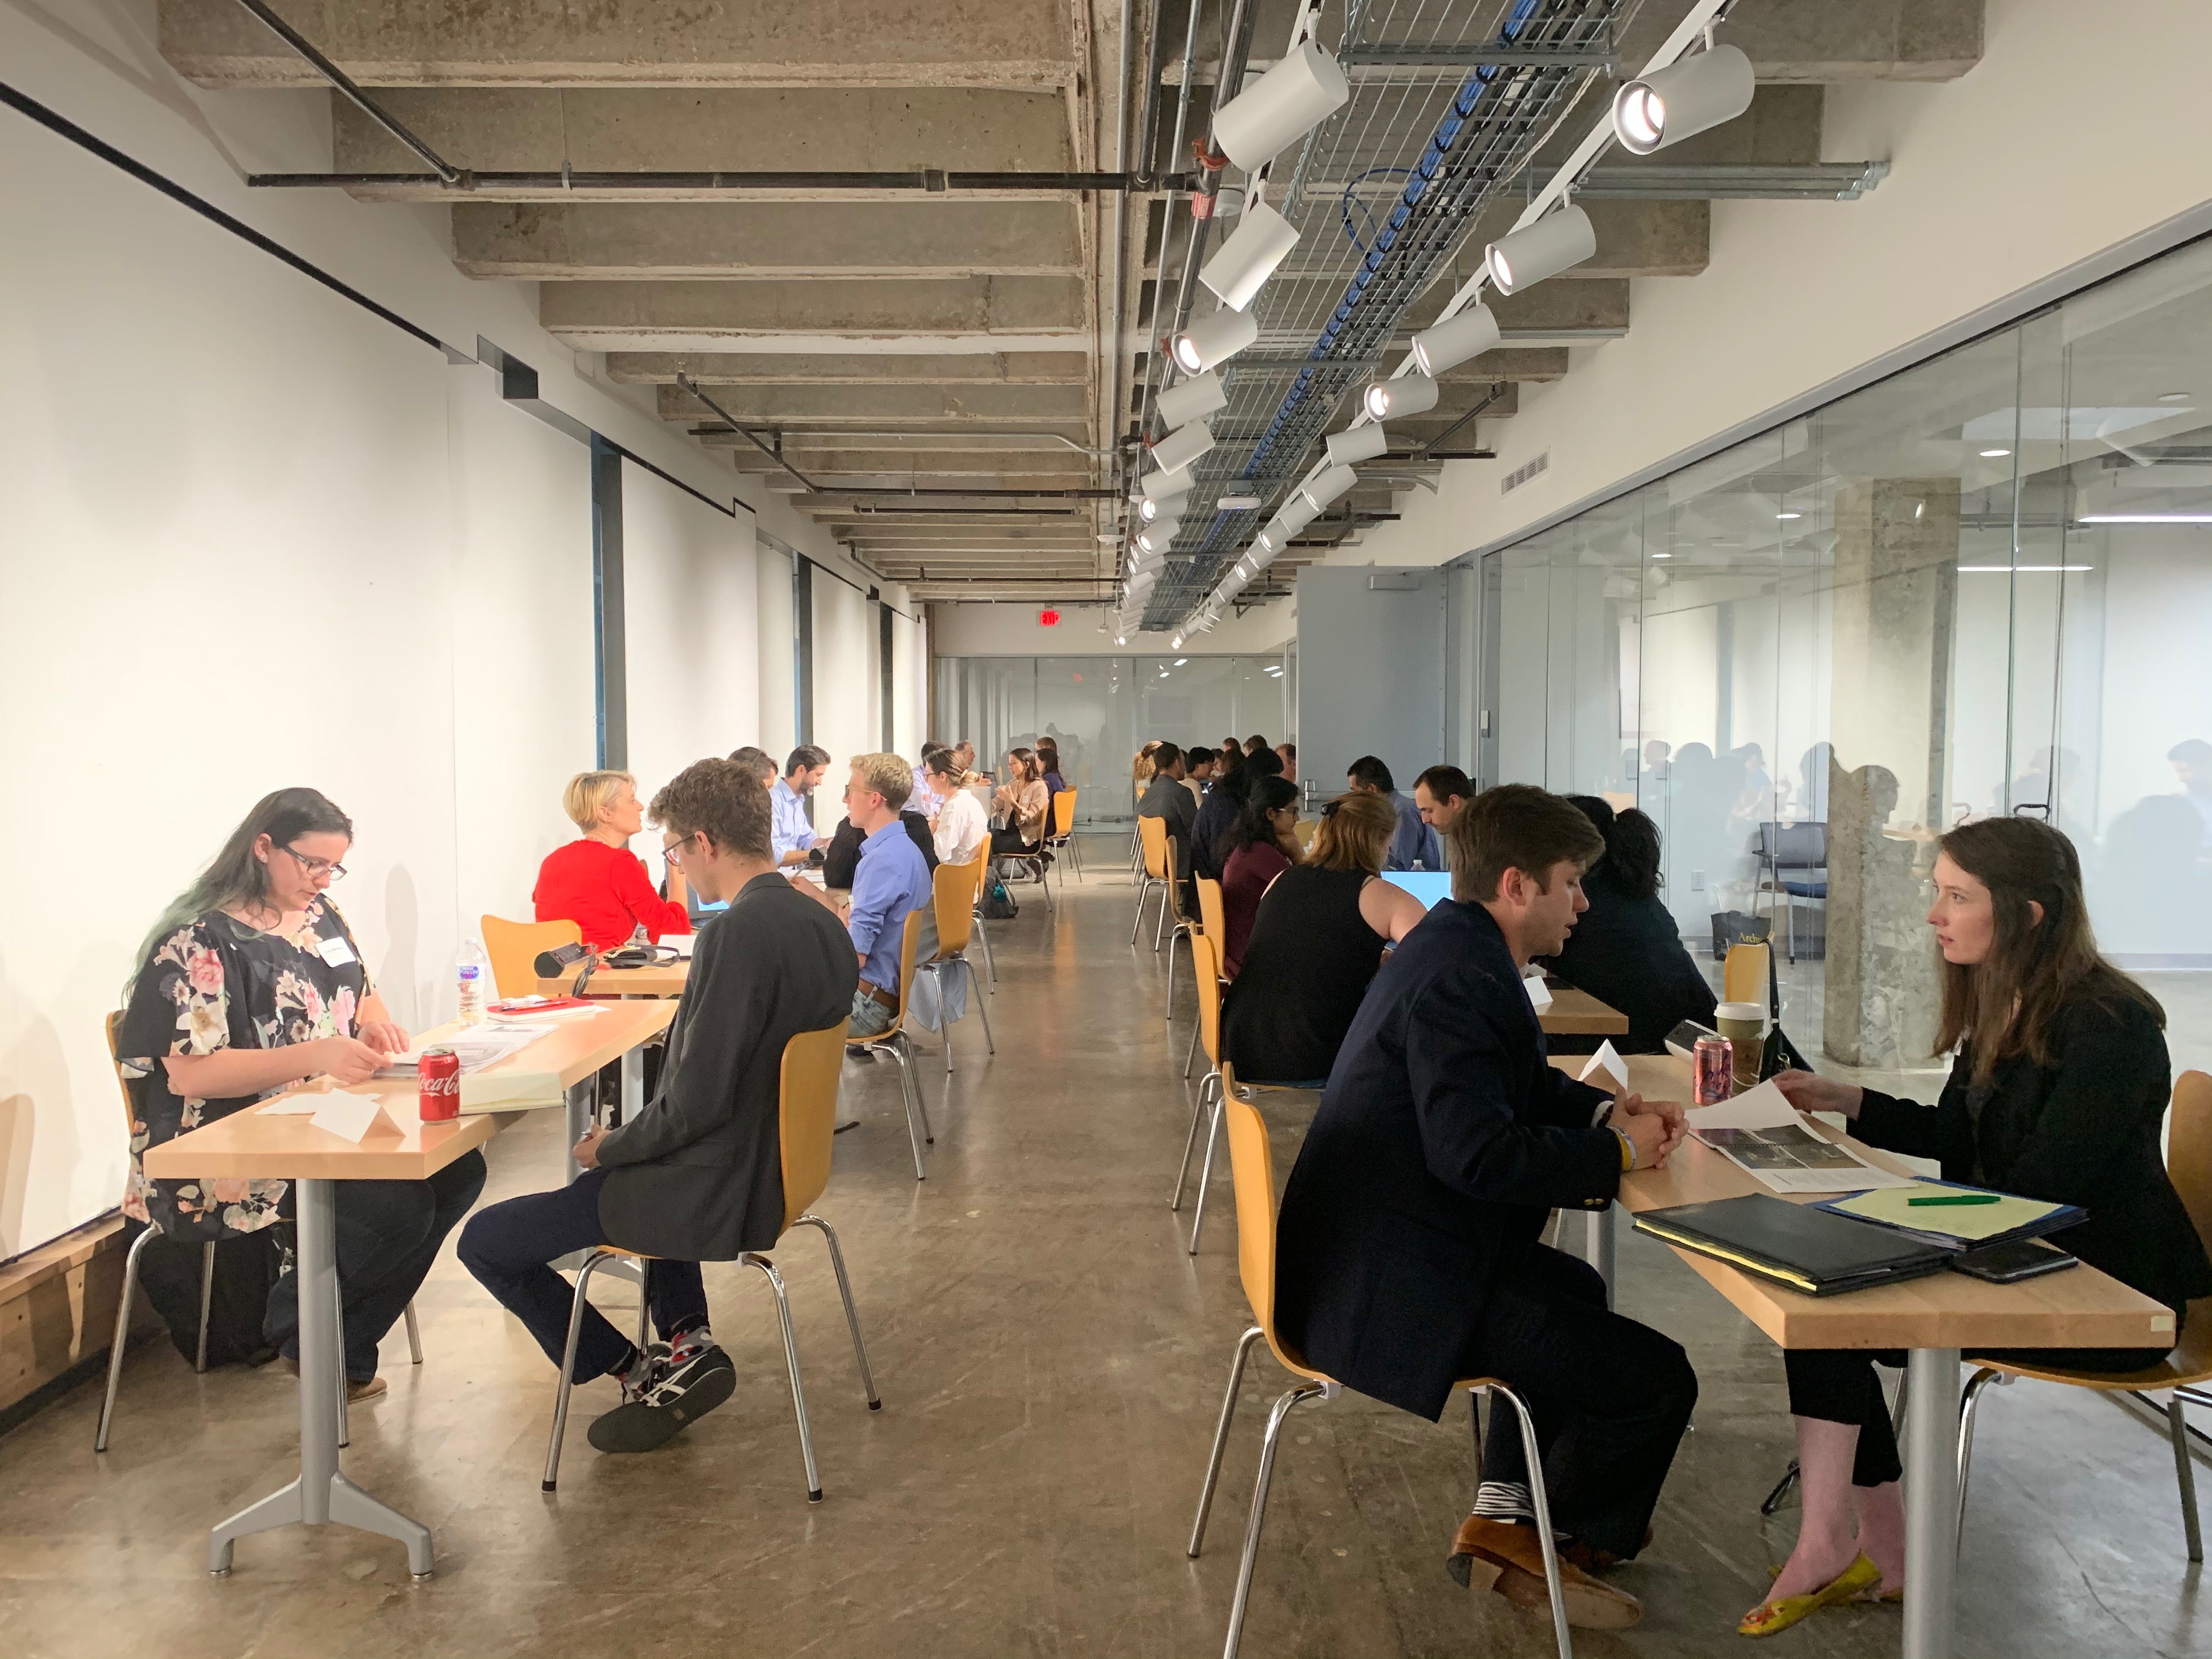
[
  {"x1": 417, "y1": 1047, "x2": 461, "y2": 1122},
  {"x1": 1693, "y1": 1036, "x2": 1733, "y2": 1105}
]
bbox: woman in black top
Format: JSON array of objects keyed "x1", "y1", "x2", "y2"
[
  {"x1": 119, "y1": 789, "x2": 486, "y2": 1396},
  {"x1": 1741, "y1": 817, "x2": 2212, "y2": 1633},
  {"x1": 1221, "y1": 792, "x2": 1426, "y2": 1085},
  {"x1": 1536, "y1": 797, "x2": 1716, "y2": 1053}
]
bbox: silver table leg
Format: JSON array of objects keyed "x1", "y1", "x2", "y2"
[
  {"x1": 1585, "y1": 1202, "x2": 1616, "y2": 1307},
  {"x1": 563, "y1": 1077, "x2": 595, "y2": 1183},
  {"x1": 618, "y1": 1038, "x2": 645, "y2": 1127},
  {"x1": 1902, "y1": 1347, "x2": 1961, "y2": 1659},
  {"x1": 207, "y1": 1178, "x2": 433, "y2": 1579}
]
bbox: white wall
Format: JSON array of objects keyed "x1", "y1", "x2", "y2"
[
  {"x1": 755, "y1": 540, "x2": 797, "y2": 760},
  {"x1": 890, "y1": 610, "x2": 927, "y2": 757},
  {"x1": 812, "y1": 574, "x2": 877, "y2": 776},
  {"x1": 1339, "y1": 0, "x2": 2212, "y2": 575},
  {"x1": 622, "y1": 462, "x2": 759, "y2": 802}
]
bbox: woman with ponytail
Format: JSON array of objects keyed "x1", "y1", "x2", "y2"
[{"x1": 1536, "y1": 796, "x2": 1716, "y2": 1053}]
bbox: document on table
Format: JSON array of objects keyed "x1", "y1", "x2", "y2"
[
  {"x1": 1685, "y1": 1080, "x2": 1915, "y2": 1194},
  {"x1": 374, "y1": 1024, "x2": 548, "y2": 1078},
  {"x1": 1826, "y1": 1182, "x2": 2069, "y2": 1244}
]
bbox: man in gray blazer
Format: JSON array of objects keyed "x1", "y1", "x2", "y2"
[{"x1": 460, "y1": 758, "x2": 857, "y2": 1454}]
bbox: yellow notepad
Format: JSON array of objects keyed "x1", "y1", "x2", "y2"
[{"x1": 1828, "y1": 1182, "x2": 2063, "y2": 1242}]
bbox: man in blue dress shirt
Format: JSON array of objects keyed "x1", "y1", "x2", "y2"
[
  {"x1": 1348, "y1": 754, "x2": 1443, "y2": 871},
  {"x1": 771, "y1": 745, "x2": 830, "y2": 867},
  {"x1": 842, "y1": 753, "x2": 933, "y2": 1037}
]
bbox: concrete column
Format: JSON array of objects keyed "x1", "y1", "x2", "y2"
[{"x1": 1821, "y1": 477, "x2": 1959, "y2": 1069}]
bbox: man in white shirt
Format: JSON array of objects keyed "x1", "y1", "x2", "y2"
[{"x1": 771, "y1": 746, "x2": 830, "y2": 867}]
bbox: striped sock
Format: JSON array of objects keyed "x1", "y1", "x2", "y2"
[{"x1": 1471, "y1": 1481, "x2": 1568, "y2": 1544}]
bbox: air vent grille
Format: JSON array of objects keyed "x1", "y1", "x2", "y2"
[{"x1": 1502, "y1": 452, "x2": 1550, "y2": 496}]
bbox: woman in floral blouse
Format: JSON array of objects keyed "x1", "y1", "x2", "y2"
[{"x1": 119, "y1": 788, "x2": 484, "y2": 1399}]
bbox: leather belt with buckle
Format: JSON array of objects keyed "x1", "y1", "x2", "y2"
[{"x1": 860, "y1": 980, "x2": 899, "y2": 1011}]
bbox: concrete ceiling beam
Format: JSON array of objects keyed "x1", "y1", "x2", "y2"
[
  {"x1": 541, "y1": 276, "x2": 1089, "y2": 352},
  {"x1": 320, "y1": 88, "x2": 1074, "y2": 199},
  {"x1": 1531, "y1": 85, "x2": 1821, "y2": 171},
  {"x1": 159, "y1": 0, "x2": 1080, "y2": 89},
  {"x1": 454, "y1": 201, "x2": 1083, "y2": 280},
  {"x1": 1635, "y1": 0, "x2": 1984, "y2": 82},
  {"x1": 605, "y1": 352, "x2": 1091, "y2": 386},
  {"x1": 662, "y1": 381, "x2": 1089, "y2": 423}
]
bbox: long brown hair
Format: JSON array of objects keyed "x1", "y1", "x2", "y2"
[
  {"x1": 1308, "y1": 792, "x2": 1395, "y2": 874},
  {"x1": 1934, "y1": 816, "x2": 2162, "y2": 1081}
]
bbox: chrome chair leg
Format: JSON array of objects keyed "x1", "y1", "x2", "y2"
[
  {"x1": 634, "y1": 1270, "x2": 652, "y2": 1355},
  {"x1": 966, "y1": 958, "x2": 996, "y2": 1054},
  {"x1": 1487, "y1": 1384, "x2": 1575, "y2": 1659},
  {"x1": 543, "y1": 1248, "x2": 616, "y2": 1491},
  {"x1": 1183, "y1": 1008, "x2": 1204, "y2": 1079},
  {"x1": 973, "y1": 907, "x2": 996, "y2": 988},
  {"x1": 1759, "y1": 1459, "x2": 1800, "y2": 1516},
  {"x1": 1188, "y1": 1086, "x2": 1226, "y2": 1256},
  {"x1": 1129, "y1": 874, "x2": 1153, "y2": 945},
  {"x1": 1955, "y1": 1366, "x2": 2004, "y2": 1554},
  {"x1": 1165, "y1": 924, "x2": 1180, "y2": 1020},
  {"x1": 1189, "y1": 1325, "x2": 1265, "y2": 1557},
  {"x1": 883, "y1": 1039, "x2": 927, "y2": 1180},
  {"x1": 742, "y1": 1253, "x2": 825, "y2": 1502},
  {"x1": 1170, "y1": 1072, "x2": 1218, "y2": 1212},
  {"x1": 195, "y1": 1240, "x2": 217, "y2": 1374},
  {"x1": 1155, "y1": 885, "x2": 1170, "y2": 950},
  {"x1": 404, "y1": 1300, "x2": 424, "y2": 1365},
  {"x1": 907, "y1": 1034, "x2": 935, "y2": 1144},
  {"x1": 794, "y1": 1214, "x2": 882, "y2": 1410},
  {"x1": 94, "y1": 1226, "x2": 157, "y2": 1452},
  {"x1": 2169, "y1": 1390, "x2": 2204, "y2": 1563},
  {"x1": 336, "y1": 1290, "x2": 350, "y2": 1449},
  {"x1": 1221, "y1": 1382, "x2": 1329, "y2": 1659}
]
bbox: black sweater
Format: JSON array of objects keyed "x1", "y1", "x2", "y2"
[
  {"x1": 1535, "y1": 862, "x2": 1716, "y2": 1053},
  {"x1": 1855, "y1": 991, "x2": 2212, "y2": 1319}
]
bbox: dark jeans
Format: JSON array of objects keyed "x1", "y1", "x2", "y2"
[
  {"x1": 456, "y1": 1168, "x2": 708, "y2": 1383},
  {"x1": 264, "y1": 1151, "x2": 486, "y2": 1383},
  {"x1": 1468, "y1": 1243, "x2": 1699, "y2": 1558},
  {"x1": 1786, "y1": 1333, "x2": 2179, "y2": 1488}
]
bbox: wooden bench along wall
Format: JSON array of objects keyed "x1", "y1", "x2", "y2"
[{"x1": 0, "y1": 1215, "x2": 157, "y2": 1428}]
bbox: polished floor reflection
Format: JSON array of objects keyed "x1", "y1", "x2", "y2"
[{"x1": 2, "y1": 854, "x2": 2207, "y2": 1657}]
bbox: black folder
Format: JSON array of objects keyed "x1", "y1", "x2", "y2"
[{"x1": 1633, "y1": 1194, "x2": 1952, "y2": 1296}]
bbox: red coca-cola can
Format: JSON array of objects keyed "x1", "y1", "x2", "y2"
[
  {"x1": 1693, "y1": 1035, "x2": 1734, "y2": 1106},
  {"x1": 418, "y1": 1047, "x2": 461, "y2": 1122}
]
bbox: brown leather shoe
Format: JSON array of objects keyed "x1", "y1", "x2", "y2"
[
  {"x1": 347, "y1": 1375, "x2": 388, "y2": 1403},
  {"x1": 1561, "y1": 1525, "x2": 1655, "y2": 1575},
  {"x1": 1445, "y1": 1516, "x2": 1643, "y2": 1630}
]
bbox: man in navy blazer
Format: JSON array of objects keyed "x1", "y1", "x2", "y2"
[{"x1": 1273, "y1": 784, "x2": 1694, "y2": 1630}]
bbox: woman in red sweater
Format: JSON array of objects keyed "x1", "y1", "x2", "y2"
[{"x1": 534, "y1": 771, "x2": 692, "y2": 949}]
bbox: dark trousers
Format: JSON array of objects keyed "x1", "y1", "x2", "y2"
[
  {"x1": 1786, "y1": 1334, "x2": 2177, "y2": 1488},
  {"x1": 456, "y1": 1169, "x2": 708, "y2": 1383},
  {"x1": 264, "y1": 1151, "x2": 486, "y2": 1383},
  {"x1": 1467, "y1": 1243, "x2": 1699, "y2": 1558}
]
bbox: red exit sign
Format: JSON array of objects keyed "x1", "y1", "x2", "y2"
[{"x1": 1037, "y1": 608, "x2": 1062, "y2": 627}]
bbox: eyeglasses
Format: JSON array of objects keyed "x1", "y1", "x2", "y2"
[
  {"x1": 662, "y1": 834, "x2": 699, "y2": 865},
  {"x1": 276, "y1": 844, "x2": 347, "y2": 881}
]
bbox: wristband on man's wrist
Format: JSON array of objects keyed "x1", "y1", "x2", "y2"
[{"x1": 1612, "y1": 1126, "x2": 1635, "y2": 1172}]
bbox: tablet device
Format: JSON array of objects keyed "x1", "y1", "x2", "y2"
[{"x1": 1382, "y1": 871, "x2": 1453, "y2": 910}]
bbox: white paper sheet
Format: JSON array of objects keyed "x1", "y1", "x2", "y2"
[
  {"x1": 662, "y1": 932, "x2": 698, "y2": 958},
  {"x1": 1579, "y1": 1040, "x2": 1627, "y2": 1092},
  {"x1": 307, "y1": 1091, "x2": 400, "y2": 1142},
  {"x1": 1686, "y1": 1080, "x2": 1915, "y2": 1193},
  {"x1": 1523, "y1": 973, "x2": 1553, "y2": 1011},
  {"x1": 375, "y1": 1025, "x2": 544, "y2": 1077}
]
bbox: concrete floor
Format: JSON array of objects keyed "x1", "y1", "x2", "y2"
[{"x1": 3, "y1": 848, "x2": 2208, "y2": 1657}]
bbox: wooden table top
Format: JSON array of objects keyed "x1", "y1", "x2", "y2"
[
  {"x1": 538, "y1": 960, "x2": 691, "y2": 998},
  {"x1": 1562, "y1": 1051, "x2": 2174, "y2": 1353},
  {"x1": 143, "y1": 1002, "x2": 674, "y2": 1183},
  {"x1": 1536, "y1": 984, "x2": 1630, "y2": 1036}
]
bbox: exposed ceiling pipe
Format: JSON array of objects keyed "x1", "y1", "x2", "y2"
[
  {"x1": 246, "y1": 170, "x2": 1193, "y2": 194},
  {"x1": 1129, "y1": 0, "x2": 1209, "y2": 453},
  {"x1": 229, "y1": 0, "x2": 465, "y2": 187}
]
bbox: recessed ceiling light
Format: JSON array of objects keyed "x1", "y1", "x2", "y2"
[
  {"x1": 1776, "y1": 511, "x2": 1802, "y2": 521},
  {"x1": 1979, "y1": 448, "x2": 2011, "y2": 458},
  {"x1": 1096, "y1": 532, "x2": 1121, "y2": 543},
  {"x1": 1651, "y1": 551, "x2": 1672, "y2": 560},
  {"x1": 2158, "y1": 391, "x2": 2191, "y2": 403},
  {"x1": 1174, "y1": 657, "x2": 1188, "y2": 665}
]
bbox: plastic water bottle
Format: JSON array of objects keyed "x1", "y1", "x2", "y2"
[{"x1": 455, "y1": 941, "x2": 490, "y2": 1025}]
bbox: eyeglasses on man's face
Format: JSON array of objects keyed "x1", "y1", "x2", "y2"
[{"x1": 277, "y1": 844, "x2": 347, "y2": 881}]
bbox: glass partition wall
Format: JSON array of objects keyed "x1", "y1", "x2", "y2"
[
  {"x1": 1464, "y1": 236, "x2": 2212, "y2": 1088},
  {"x1": 934, "y1": 652, "x2": 1294, "y2": 826}
]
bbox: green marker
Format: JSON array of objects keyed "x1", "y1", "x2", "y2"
[{"x1": 1907, "y1": 1192, "x2": 2002, "y2": 1207}]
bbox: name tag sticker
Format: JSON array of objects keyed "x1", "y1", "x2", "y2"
[{"x1": 318, "y1": 935, "x2": 358, "y2": 968}]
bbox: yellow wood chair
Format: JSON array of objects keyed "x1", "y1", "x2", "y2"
[
  {"x1": 1158, "y1": 838, "x2": 1201, "y2": 1030},
  {"x1": 963, "y1": 841, "x2": 997, "y2": 991},
  {"x1": 1955, "y1": 1069, "x2": 2212, "y2": 1562},
  {"x1": 1290, "y1": 819, "x2": 1318, "y2": 853},
  {"x1": 543, "y1": 1022, "x2": 879, "y2": 1498},
  {"x1": 1131, "y1": 815, "x2": 1171, "y2": 947},
  {"x1": 1044, "y1": 788, "x2": 1082, "y2": 883},
  {"x1": 1184, "y1": 876, "x2": 1228, "y2": 1080},
  {"x1": 918, "y1": 857, "x2": 995, "y2": 1076},
  {"x1": 845, "y1": 909, "x2": 935, "y2": 1181},
  {"x1": 1722, "y1": 940, "x2": 1771, "y2": 1009},
  {"x1": 481, "y1": 915, "x2": 583, "y2": 999},
  {"x1": 1187, "y1": 1060, "x2": 1574, "y2": 1659}
]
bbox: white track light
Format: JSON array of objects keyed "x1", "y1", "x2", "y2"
[
  {"x1": 1274, "y1": 492, "x2": 1319, "y2": 538},
  {"x1": 1612, "y1": 45, "x2": 1754, "y2": 155},
  {"x1": 1137, "y1": 518, "x2": 1182, "y2": 555},
  {"x1": 1156, "y1": 369, "x2": 1227, "y2": 430},
  {"x1": 1300, "y1": 463, "x2": 1358, "y2": 512},
  {"x1": 1138, "y1": 490, "x2": 1186, "y2": 523},
  {"x1": 1326, "y1": 424, "x2": 1389, "y2": 466},
  {"x1": 1412, "y1": 303, "x2": 1501, "y2": 375},
  {"x1": 1212, "y1": 38, "x2": 1352, "y2": 170},
  {"x1": 1173, "y1": 306, "x2": 1260, "y2": 374},
  {"x1": 1364, "y1": 374, "x2": 1438, "y2": 421},
  {"x1": 1150, "y1": 419, "x2": 1216, "y2": 477},
  {"x1": 1487, "y1": 204, "x2": 1596, "y2": 295},
  {"x1": 1142, "y1": 465, "x2": 1194, "y2": 504},
  {"x1": 1199, "y1": 199, "x2": 1300, "y2": 312}
]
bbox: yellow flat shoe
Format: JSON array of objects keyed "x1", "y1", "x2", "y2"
[{"x1": 1739, "y1": 1554, "x2": 1881, "y2": 1638}]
